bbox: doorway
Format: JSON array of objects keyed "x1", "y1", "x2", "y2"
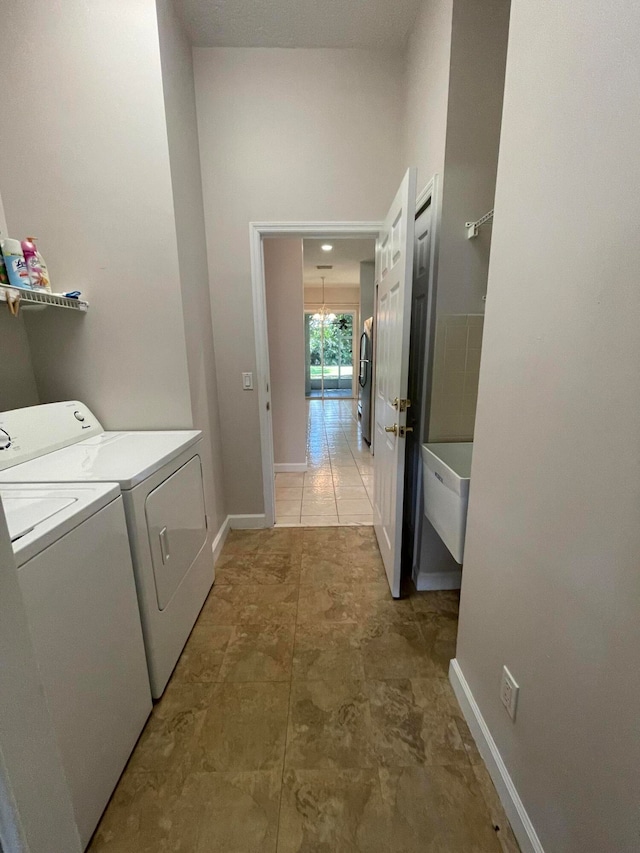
[{"x1": 305, "y1": 310, "x2": 356, "y2": 399}]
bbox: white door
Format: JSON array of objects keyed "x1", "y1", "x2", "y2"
[{"x1": 372, "y1": 168, "x2": 418, "y2": 597}]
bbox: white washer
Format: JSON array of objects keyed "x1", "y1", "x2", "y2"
[
  {"x1": 1, "y1": 481, "x2": 152, "y2": 850},
  {"x1": 0, "y1": 401, "x2": 213, "y2": 698}
]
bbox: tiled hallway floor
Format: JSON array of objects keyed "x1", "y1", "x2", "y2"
[
  {"x1": 276, "y1": 399, "x2": 373, "y2": 525},
  {"x1": 89, "y1": 527, "x2": 520, "y2": 853}
]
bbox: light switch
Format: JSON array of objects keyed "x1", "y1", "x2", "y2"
[{"x1": 242, "y1": 372, "x2": 253, "y2": 390}]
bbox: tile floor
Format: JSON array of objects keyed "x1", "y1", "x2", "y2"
[
  {"x1": 276, "y1": 399, "x2": 374, "y2": 526},
  {"x1": 89, "y1": 527, "x2": 520, "y2": 853}
]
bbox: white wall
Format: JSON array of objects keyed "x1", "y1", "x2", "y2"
[
  {"x1": 403, "y1": 0, "x2": 454, "y2": 192},
  {"x1": 456, "y1": 1, "x2": 640, "y2": 850},
  {"x1": 0, "y1": 189, "x2": 39, "y2": 412},
  {"x1": 304, "y1": 285, "x2": 360, "y2": 309},
  {"x1": 155, "y1": 0, "x2": 227, "y2": 531},
  {"x1": 0, "y1": 0, "x2": 192, "y2": 430},
  {"x1": 194, "y1": 47, "x2": 404, "y2": 513},
  {"x1": 264, "y1": 238, "x2": 307, "y2": 468},
  {"x1": 436, "y1": 0, "x2": 510, "y2": 316},
  {"x1": 359, "y1": 261, "x2": 375, "y2": 329}
]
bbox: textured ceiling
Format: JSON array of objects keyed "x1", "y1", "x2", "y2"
[
  {"x1": 303, "y1": 238, "x2": 375, "y2": 288},
  {"x1": 174, "y1": 0, "x2": 421, "y2": 49}
]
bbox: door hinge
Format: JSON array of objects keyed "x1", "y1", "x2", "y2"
[{"x1": 393, "y1": 397, "x2": 411, "y2": 412}]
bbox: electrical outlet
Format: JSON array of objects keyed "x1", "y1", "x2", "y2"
[{"x1": 500, "y1": 666, "x2": 519, "y2": 721}]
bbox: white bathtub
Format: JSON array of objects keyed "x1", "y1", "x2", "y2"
[{"x1": 421, "y1": 442, "x2": 473, "y2": 564}]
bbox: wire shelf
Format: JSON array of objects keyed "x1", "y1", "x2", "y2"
[{"x1": 0, "y1": 284, "x2": 88, "y2": 312}]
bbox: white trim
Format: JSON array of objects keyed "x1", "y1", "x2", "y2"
[
  {"x1": 228, "y1": 513, "x2": 268, "y2": 530},
  {"x1": 250, "y1": 221, "x2": 383, "y2": 529},
  {"x1": 211, "y1": 516, "x2": 230, "y2": 566},
  {"x1": 274, "y1": 462, "x2": 308, "y2": 473},
  {"x1": 449, "y1": 659, "x2": 545, "y2": 853},
  {"x1": 412, "y1": 569, "x2": 462, "y2": 591}
]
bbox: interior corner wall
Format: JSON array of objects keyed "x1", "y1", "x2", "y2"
[
  {"x1": 194, "y1": 47, "x2": 405, "y2": 514},
  {"x1": 264, "y1": 238, "x2": 306, "y2": 468},
  {"x1": 403, "y1": 0, "x2": 454, "y2": 192},
  {"x1": 455, "y1": 1, "x2": 640, "y2": 850},
  {"x1": 155, "y1": 0, "x2": 227, "y2": 531},
  {"x1": 436, "y1": 0, "x2": 510, "y2": 316},
  {"x1": 0, "y1": 190, "x2": 39, "y2": 412},
  {"x1": 359, "y1": 262, "x2": 375, "y2": 329},
  {"x1": 0, "y1": 0, "x2": 192, "y2": 430}
]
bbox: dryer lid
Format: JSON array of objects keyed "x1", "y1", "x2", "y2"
[{"x1": 0, "y1": 430, "x2": 202, "y2": 490}]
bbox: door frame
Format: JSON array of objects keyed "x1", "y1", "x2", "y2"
[{"x1": 249, "y1": 222, "x2": 381, "y2": 526}]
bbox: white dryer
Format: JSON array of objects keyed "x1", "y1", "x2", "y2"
[
  {"x1": 1, "y1": 481, "x2": 151, "y2": 849},
  {"x1": 0, "y1": 401, "x2": 214, "y2": 698}
]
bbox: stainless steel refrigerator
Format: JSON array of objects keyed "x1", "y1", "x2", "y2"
[{"x1": 358, "y1": 316, "x2": 374, "y2": 445}]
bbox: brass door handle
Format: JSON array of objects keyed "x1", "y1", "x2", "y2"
[
  {"x1": 399, "y1": 425, "x2": 414, "y2": 438},
  {"x1": 385, "y1": 424, "x2": 398, "y2": 435}
]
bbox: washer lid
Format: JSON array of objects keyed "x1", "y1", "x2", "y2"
[
  {"x1": 0, "y1": 430, "x2": 202, "y2": 490},
  {"x1": 0, "y1": 483, "x2": 120, "y2": 566},
  {"x1": 4, "y1": 495, "x2": 77, "y2": 541}
]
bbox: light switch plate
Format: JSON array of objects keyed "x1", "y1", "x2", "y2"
[{"x1": 242, "y1": 372, "x2": 253, "y2": 390}]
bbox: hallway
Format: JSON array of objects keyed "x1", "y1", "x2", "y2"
[
  {"x1": 275, "y1": 399, "x2": 373, "y2": 525},
  {"x1": 89, "y1": 526, "x2": 519, "y2": 852}
]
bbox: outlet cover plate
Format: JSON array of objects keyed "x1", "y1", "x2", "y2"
[{"x1": 500, "y1": 666, "x2": 519, "y2": 721}]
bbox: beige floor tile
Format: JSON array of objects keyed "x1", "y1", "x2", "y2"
[
  {"x1": 300, "y1": 515, "x2": 340, "y2": 526},
  {"x1": 360, "y1": 620, "x2": 438, "y2": 679},
  {"x1": 179, "y1": 771, "x2": 281, "y2": 853},
  {"x1": 366, "y1": 677, "x2": 469, "y2": 767},
  {"x1": 215, "y1": 553, "x2": 300, "y2": 585},
  {"x1": 300, "y1": 499, "x2": 337, "y2": 515},
  {"x1": 286, "y1": 680, "x2": 374, "y2": 770},
  {"x1": 199, "y1": 584, "x2": 299, "y2": 626},
  {"x1": 415, "y1": 611, "x2": 459, "y2": 677},
  {"x1": 275, "y1": 473, "x2": 305, "y2": 486},
  {"x1": 339, "y1": 515, "x2": 374, "y2": 525},
  {"x1": 276, "y1": 499, "x2": 303, "y2": 517},
  {"x1": 223, "y1": 528, "x2": 303, "y2": 555},
  {"x1": 299, "y1": 554, "x2": 383, "y2": 587},
  {"x1": 380, "y1": 765, "x2": 503, "y2": 853},
  {"x1": 278, "y1": 769, "x2": 390, "y2": 853},
  {"x1": 127, "y1": 681, "x2": 213, "y2": 780},
  {"x1": 292, "y1": 621, "x2": 365, "y2": 681},
  {"x1": 336, "y1": 498, "x2": 372, "y2": 515},
  {"x1": 410, "y1": 588, "x2": 461, "y2": 615},
  {"x1": 195, "y1": 682, "x2": 289, "y2": 772},
  {"x1": 333, "y1": 484, "x2": 368, "y2": 499},
  {"x1": 331, "y1": 471, "x2": 365, "y2": 485},
  {"x1": 276, "y1": 517, "x2": 302, "y2": 526},
  {"x1": 276, "y1": 486, "x2": 304, "y2": 501},
  {"x1": 172, "y1": 623, "x2": 233, "y2": 684},
  {"x1": 218, "y1": 623, "x2": 295, "y2": 682},
  {"x1": 87, "y1": 768, "x2": 196, "y2": 853},
  {"x1": 297, "y1": 582, "x2": 365, "y2": 623}
]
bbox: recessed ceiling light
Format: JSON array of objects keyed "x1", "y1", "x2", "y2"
[{"x1": 321, "y1": 244, "x2": 333, "y2": 252}]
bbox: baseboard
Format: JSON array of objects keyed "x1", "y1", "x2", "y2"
[
  {"x1": 211, "y1": 516, "x2": 230, "y2": 566},
  {"x1": 449, "y1": 659, "x2": 545, "y2": 853},
  {"x1": 413, "y1": 569, "x2": 462, "y2": 591},
  {"x1": 274, "y1": 462, "x2": 308, "y2": 473},
  {"x1": 228, "y1": 514, "x2": 268, "y2": 530}
]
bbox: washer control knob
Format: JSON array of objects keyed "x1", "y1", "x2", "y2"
[
  {"x1": 74, "y1": 411, "x2": 85, "y2": 423},
  {"x1": 0, "y1": 429, "x2": 11, "y2": 450}
]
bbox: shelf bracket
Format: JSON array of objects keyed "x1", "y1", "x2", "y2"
[{"x1": 465, "y1": 208, "x2": 494, "y2": 239}]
